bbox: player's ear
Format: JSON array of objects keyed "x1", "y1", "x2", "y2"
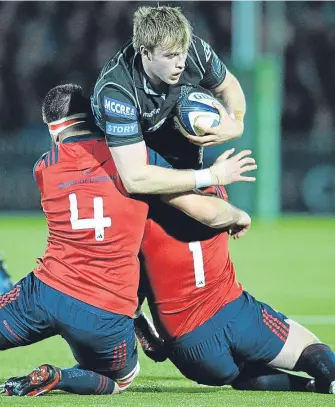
[{"x1": 140, "y1": 46, "x2": 152, "y2": 61}]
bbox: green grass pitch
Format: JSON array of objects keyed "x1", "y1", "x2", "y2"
[{"x1": 0, "y1": 215, "x2": 334, "y2": 406}]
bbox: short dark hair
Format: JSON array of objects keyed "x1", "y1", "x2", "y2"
[{"x1": 42, "y1": 84, "x2": 91, "y2": 124}]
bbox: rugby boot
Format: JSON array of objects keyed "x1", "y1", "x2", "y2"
[{"x1": 1, "y1": 364, "x2": 61, "y2": 396}]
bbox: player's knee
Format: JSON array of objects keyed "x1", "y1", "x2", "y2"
[
  {"x1": 115, "y1": 361, "x2": 140, "y2": 392},
  {"x1": 294, "y1": 343, "x2": 333, "y2": 372}
]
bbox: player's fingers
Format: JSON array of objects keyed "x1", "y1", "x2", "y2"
[
  {"x1": 218, "y1": 148, "x2": 235, "y2": 160},
  {"x1": 238, "y1": 157, "x2": 256, "y2": 167},
  {"x1": 186, "y1": 134, "x2": 216, "y2": 144},
  {"x1": 195, "y1": 124, "x2": 220, "y2": 135},
  {"x1": 199, "y1": 141, "x2": 217, "y2": 147},
  {"x1": 232, "y1": 149, "x2": 253, "y2": 161},
  {"x1": 237, "y1": 227, "x2": 249, "y2": 238},
  {"x1": 239, "y1": 164, "x2": 258, "y2": 174},
  {"x1": 237, "y1": 175, "x2": 256, "y2": 182}
]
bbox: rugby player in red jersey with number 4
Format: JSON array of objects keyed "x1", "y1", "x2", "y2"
[{"x1": 0, "y1": 84, "x2": 149, "y2": 396}]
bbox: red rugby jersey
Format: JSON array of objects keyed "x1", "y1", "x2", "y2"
[
  {"x1": 33, "y1": 137, "x2": 148, "y2": 317},
  {"x1": 141, "y1": 186, "x2": 243, "y2": 339}
]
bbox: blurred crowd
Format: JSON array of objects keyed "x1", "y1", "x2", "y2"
[
  {"x1": 1, "y1": 1, "x2": 334, "y2": 152},
  {"x1": 0, "y1": 1, "x2": 227, "y2": 135},
  {"x1": 0, "y1": 1, "x2": 334, "y2": 212},
  {"x1": 282, "y1": 2, "x2": 335, "y2": 152}
]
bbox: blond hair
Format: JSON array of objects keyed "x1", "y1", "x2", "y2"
[{"x1": 133, "y1": 6, "x2": 192, "y2": 53}]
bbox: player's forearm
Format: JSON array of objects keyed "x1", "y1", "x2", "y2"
[
  {"x1": 109, "y1": 143, "x2": 222, "y2": 194},
  {"x1": 214, "y1": 71, "x2": 246, "y2": 126},
  {"x1": 205, "y1": 198, "x2": 243, "y2": 228},
  {"x1": 162, "y1": 193, "x2": 242, "y2": 229},
  {"x1": 122, "y1": 165, "x2": 199, "y2": 194}
]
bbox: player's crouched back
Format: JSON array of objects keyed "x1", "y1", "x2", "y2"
[{"x1": 0, "y1": 83, "x2": 147, "y2": 397}]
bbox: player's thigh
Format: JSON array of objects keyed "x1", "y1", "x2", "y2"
[
  {"x1": 231, "y1": 292, "x2": 291, "y2": 365},
  {"x1": 169, "y1": 318, "x2": 240, "y2": 386},
  {"x1": 268, "y1": 318, "x2": 320, "y2": 370},
  {"x1": 0, "y1": 272, "x2": 55, "y2": 349},
  {"x1": 57, "y1": 297, "x2": 138, "y2": 380}
]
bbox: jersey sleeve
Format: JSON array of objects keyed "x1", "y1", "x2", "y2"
[
  {"x1": 191, "y1": 36, "x2": 227, "y2": 90},
  {"x1": 92, "y1": 85, "x2": 143, "y2": 147}
]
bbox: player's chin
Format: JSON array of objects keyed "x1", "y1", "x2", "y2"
[{"x1": 168, "y1": 75, "x2": 181, "y2": 85}]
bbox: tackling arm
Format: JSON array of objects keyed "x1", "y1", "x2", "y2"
[
  {"x1": 110, "y1": 144, "x2": 256, "y2": 194},
  {"x1": 110, "y1": 142, "x2": 198, "y2": 194},
  {"x1": 160, "y1": 191, "x2": 250, "y2": 230}
]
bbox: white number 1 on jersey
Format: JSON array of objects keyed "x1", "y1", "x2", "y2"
[
  {"x1": 69, "y1": 193, "x2": 112, "y2": 241},
  {"x1": 189, "y1": 241, "x2": 205, "y2": 288}
]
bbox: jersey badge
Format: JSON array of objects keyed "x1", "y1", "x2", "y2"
[
  {"x1": 104, "y1": 97, "x2": 137, "y2": 120},
  {"x1": 106, "y1": 121, "x2": 139, "y2": 136}
]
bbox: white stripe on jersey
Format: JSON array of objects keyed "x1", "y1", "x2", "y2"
[
  {"x1": 191, "y1": 39, "x2": 205, "y2": 74},
  {"x1": 188, "y1": 53, "x2": 204, "y2": 80}
]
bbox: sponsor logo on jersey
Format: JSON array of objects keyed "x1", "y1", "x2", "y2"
[
  {"x1": 147, "y1": 117, "x2": 167, "y2": 132},
  {"x1": 142, "y1": 108, "x2": 160, "y2": 118},
  {"x1": 104, "y1": 97, "x2": 137, "y2": 120},
  {"x1": 106, "y1": 121, "x2": 139, "y2": 136},
  {"x1": 58, "y1": 174, "x2": 117, "y2": 189},
  {"x1": 200, "y1": 39, "x2": 212, "y2": 63}
]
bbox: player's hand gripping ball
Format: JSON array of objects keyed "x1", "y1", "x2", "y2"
[{"x1": 174, "y1": 89, "x2": 224, "y2": 137}]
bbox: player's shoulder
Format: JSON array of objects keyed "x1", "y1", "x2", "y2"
[
  {"x1": 94, "y1": 40, "x2": 136, "y2": 94},
  {"x1": 33, "y1": 146, "x2": 62, "y2": 174},
  {"x1": 92, "y1": 40, "x2": 141, "y2": 115},
  {"x1": 188, "y1": 34, "x2": 214, "y2": 70},
  {"x1": 32, "y1": 151, "x2": 49, "y2": 184},
  {"x1": 33, "y1": 151, "x2": 48, "y2": 172}
]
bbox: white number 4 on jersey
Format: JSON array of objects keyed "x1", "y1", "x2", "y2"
[{"x1": 69, "y1": 193, "x2": 111, "y2": 241}]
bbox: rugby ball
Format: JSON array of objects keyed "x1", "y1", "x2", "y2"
[{"x1": 174, "y1": 90, "x2": 221, "y2": 137}]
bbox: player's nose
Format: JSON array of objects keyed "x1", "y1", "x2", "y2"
[{"x1": 176, "y1": 55, "x2": 186, "y2": 69}]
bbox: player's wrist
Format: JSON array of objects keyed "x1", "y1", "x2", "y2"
[{"x1": 194, "y1": 168, "x2": 216, "y2": 188}]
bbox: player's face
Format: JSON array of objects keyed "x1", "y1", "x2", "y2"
[{"x1": 148, "y1": 46, "x2": 188, "y2": 86}]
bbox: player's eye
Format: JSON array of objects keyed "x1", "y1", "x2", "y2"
[{"x1": 166, "y1": 53, "x2": 179, "y2": 59}]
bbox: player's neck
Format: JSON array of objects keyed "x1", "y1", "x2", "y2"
[
  {"x1": 142, "y1": 59, "x2": 168, "y2": 94},
  {"x1": 57, "y1": 129, "x2": 95, "y2": 144}
]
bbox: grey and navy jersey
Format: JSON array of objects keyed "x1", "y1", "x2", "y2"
[{"x1": 91, "y1": 35, "x2": 226, "y2": 149}]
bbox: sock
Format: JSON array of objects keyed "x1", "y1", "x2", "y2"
[
  {"x1": 232, "y1": 363, "x2": 311, "y2": 391},
  {"x1": 294, "y1": 343, "x2": 335, "y2": 392},
  {"x1": 54, "y1": 368, "x2": 118, "y2": 395}
]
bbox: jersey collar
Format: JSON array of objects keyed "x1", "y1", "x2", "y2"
[{"x1": 133, "y1": 53, "x2": 163, "y2": 96}]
